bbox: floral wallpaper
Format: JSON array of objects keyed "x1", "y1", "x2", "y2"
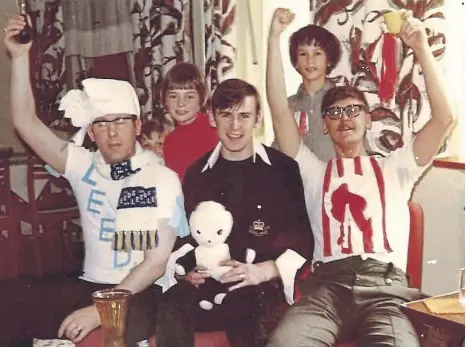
[{"x1": 312, "y1": 0, "x2": 446, "y2": 156}]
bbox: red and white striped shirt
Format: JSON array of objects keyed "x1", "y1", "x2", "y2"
[{"x1": 295, "y1": 141, "x2": 429, "y2": 271}]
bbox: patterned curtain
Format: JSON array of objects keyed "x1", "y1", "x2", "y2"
[
  {"x1": 29, "y1": 0, "x2": 66, "y2": 129},
  {"x1": 27, "y1": 0, "x2": 238, "y2": 130},
  {"x1": 27, "y1": 0, "x2": 194, "y2": 129},
  {"x1": 131, "y1": 0, "x2": 193, "y2": 120},
  {"x1": 311, "y1": 0, "x2": 446, "y2": 155},
  {"x1": 203, "y1": 0, "x2": 237, "y2": 95}
]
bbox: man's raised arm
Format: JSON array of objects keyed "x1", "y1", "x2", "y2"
[
  {"x1": 399, "y1": 12, "x2": 457, "y2": 166},
  {"x1": 266, "y1": 8, "x2": 301, "y2": 158},
  {"x1": 5, "y1": 15, "x2": 68, "y2": 173}
]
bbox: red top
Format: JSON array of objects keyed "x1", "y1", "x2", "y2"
[{"x1": 163, "y1": 113, "x2": 218, "y2": 182}]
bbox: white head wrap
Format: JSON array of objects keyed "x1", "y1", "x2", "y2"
[{"x1": 58, "y1": 78, "x2": 140, "y2": 146}]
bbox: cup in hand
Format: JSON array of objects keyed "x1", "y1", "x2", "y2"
[{"x1": 383, "y1": 10, "x2": 405, "y2": 35}]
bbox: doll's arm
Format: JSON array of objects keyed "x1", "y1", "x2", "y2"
[
  {"x1": 229, "y1": 247, "x2": 256, "y2": 264},
  {"x1": 175, "y1": 249, "x2": 196, "y2": 276},
  {"x1": 245, "y1": 248, "x2": 256, "y2": 264}
]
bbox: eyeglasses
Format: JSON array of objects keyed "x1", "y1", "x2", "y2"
[
  {"x1": 92, "y1": 116, "x2": 134, "y2": 130},
  {"x1": 323, "y1": 104, "x2": 365, "y2": 120}
]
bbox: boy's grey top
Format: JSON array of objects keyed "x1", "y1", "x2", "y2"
[{"x1": 287, "y1": 79, "x2": 336, "y2": 162}]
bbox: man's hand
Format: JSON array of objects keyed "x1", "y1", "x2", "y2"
[
  {"x1": 269, "y1": 8, "x2": 295, "y2": 38},
  {"x1": 219, "y1": 260, "x2": 269, "y2": 291},
  {"x1": 4, "y1": 15, "x2": 32, "y2": 58},
  {"x1": 58, "y1": 305, "x2": 100, "y2": 343},
  {"x1": 399, "y1": 11, "x2": 429, "y2": 55},
  {"x1": 183, "y1": 266, "x2": 211, "y2": 287}
]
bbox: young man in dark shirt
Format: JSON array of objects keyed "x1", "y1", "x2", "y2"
[{"x1": 156, "y1": 79, "x2": 313, "y2": 347}]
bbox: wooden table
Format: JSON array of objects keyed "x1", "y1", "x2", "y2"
[{"x1": 401, "y1": 292, "x2": 465, "y2": 347}]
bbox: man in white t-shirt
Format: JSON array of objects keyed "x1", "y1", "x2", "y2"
[
  {"x1": 265, "y1": 8, "x2": 456, "y2": 347},
  {"x1": 4, "y1": 15, "x2": 188, "y2": 347}
]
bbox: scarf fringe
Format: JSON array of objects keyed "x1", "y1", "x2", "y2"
[{"x1": 112, "y1": 230, "x2": 159, "y2": 252}]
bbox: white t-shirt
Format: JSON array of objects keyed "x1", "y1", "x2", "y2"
[
  {"x1": 64, "y1": 143, "x2": 186, "y2": 284},
  {"x1": 295, "y1": 141, "x2": 429, "y2": 271}
]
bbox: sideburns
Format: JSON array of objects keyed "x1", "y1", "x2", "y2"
[{"x1": 254, "y1": 115, "x2": 260, "y2": 125}]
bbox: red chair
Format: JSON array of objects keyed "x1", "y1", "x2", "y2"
[
  {"x1": 0, "y1": 147, "x2": 21, "y2": 279},
  {"x1": 405, "y1": 201, "x2": 424, "y2": 290},
  {"x1": 78, "y1": 202, "x2": 424, "y2": 347},
  {"x1": 16, "y1": 156, "x2": 81, "y2": 276}
]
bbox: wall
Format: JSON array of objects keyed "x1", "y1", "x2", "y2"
[
  {"x1": 0, "y1": 0, "x2": 25, "y2": 152},
  {"x1": 443, "y1": 0, "x2": 465, "y2": 159},
  {"x1": 259, "y1": 0, "x2": 311, "y2": 145},
  {"x1": 232, "y1": 0, "x2": 310, "y2": 144},
  {"x1": 412, "y1": 167, "x2": 465, "y2": 296}
]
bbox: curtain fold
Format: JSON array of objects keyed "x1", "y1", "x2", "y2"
[{"x1": 62, "y1": 0, "x2": 134, "y2": 58}]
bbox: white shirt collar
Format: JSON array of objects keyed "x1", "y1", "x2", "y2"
[{"x1": 201, "y1": 138, "x2": 271, "y2": 172}]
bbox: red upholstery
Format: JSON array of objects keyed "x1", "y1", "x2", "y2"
[
  {"x1": 77, "y1": 202, "x2": 424, "y2": 347},
  {"x1": 406, "y1": 201, "x2": 424, "y2": 290}
]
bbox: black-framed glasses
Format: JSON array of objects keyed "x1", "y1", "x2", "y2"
[
  {"x1": 92, "y1": 116, "x2": 135, "y2": 129},
  {"x1": 323, "y1": 104, "x2": 365, "y2": 120}
]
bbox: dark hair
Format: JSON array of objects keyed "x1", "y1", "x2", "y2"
[
  {"x1": 289, "y1": 25, "x2": 341, "y2": 74},
  {"x1": 211, "y1": 79, "x2": 261, "y2": 115},
  {"x1": 321, "y1": 86, "x2": 369, "y2": 115},
  {"x1": 161, "y1": 62, "x2": 207, "y2": 105},
  {"x1": 141, "y1": 118, "x2": 165, "y2": 137}
]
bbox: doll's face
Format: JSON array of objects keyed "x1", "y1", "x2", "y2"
[{"x1": 189, "y1": 201, "x2": 233, "y2": 247}]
